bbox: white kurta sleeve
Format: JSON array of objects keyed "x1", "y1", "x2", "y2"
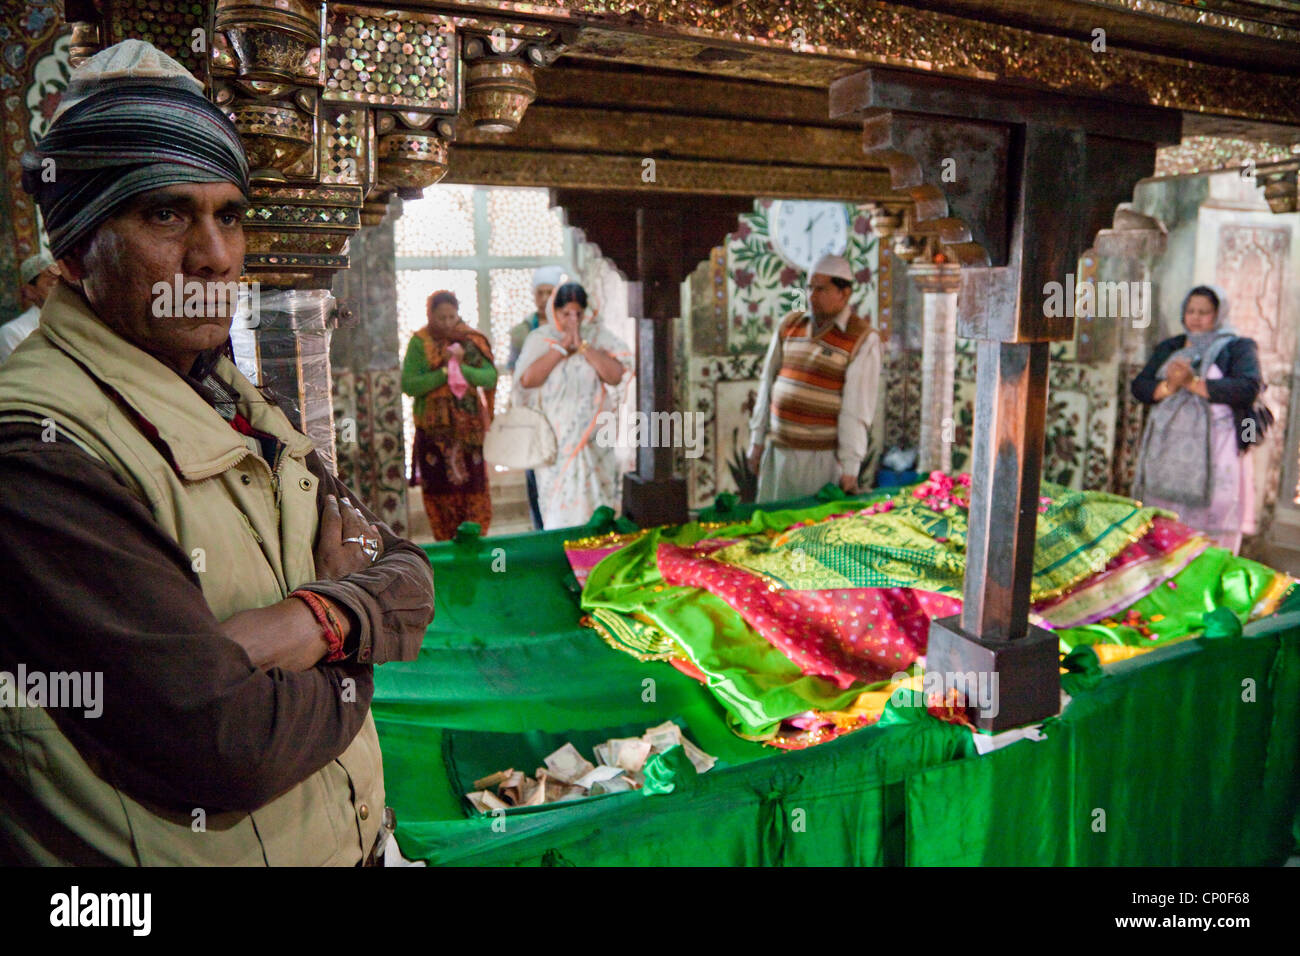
[
  {"x1": 747, "y1": 325, "x2": 785, "y2": 456},
  {"x1": 836, "y1": 331, "x2": 882, "y2": 476},
  {"x1": 0, "y1": 309, "x2": 40, "y2": 363},
  {"x1": 593, "y1": 323, "x2": 634, "y2": 378}
]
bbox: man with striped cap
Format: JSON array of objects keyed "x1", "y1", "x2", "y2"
[
  {"x1": 0, "y1": 39, "x2": 433, "y2": 865},
  {"x1": 746, "y1": 253, "x2": 883, "y2": 503}
]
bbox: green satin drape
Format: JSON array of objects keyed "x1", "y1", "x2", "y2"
[
  {"x1": 581, "y1": 526, "x2": 879, "y2": 738},
  {"x1": 371, "y1": 518, "x2": 1300, "y2": 866},
  {"x1": 1054, "y1": 546, "x2": 1279, "y2": 650}
]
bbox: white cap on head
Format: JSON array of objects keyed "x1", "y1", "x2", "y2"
[
  {"x1": 21, "y1": 251, "x2": 55, "y2": 285},
  {"x1": 52, "y1": 39, "x2": 203, "y2": 122},
  {"x1": 810, "y1": 253, "x2": 853, "y2": 283},
  {"x1": 532, "y1": 265, "x2": 566, "y2": 290}
]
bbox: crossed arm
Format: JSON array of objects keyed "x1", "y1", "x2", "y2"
[
  {"x1": 0, "y1": 425, "x2": 434, "y2": 811},
  {"x1": 1133, "y1": 338, "x2": 1261, "y2": 406}
]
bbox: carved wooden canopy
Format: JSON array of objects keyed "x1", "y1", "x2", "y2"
[{"x1": 57, "y1": 0, "x2": 1300, "y2": 288}]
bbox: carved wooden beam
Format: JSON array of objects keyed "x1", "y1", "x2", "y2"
[
  {"x1": 456, "y1": 104, "x2": 883, "y2": 170},
  {"x1": 423, "y1": 0, "x2": 1300, "y2": 126},
  {"x1": 447, "y1": 150, "x2": 893, "y2": 199},
  {"x1": 532, "y1": 63, "x2": 865, "y2": 126}
]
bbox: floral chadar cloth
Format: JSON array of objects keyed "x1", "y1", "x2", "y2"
[{"x1": 568, "y1": 474, "x2": 1294, "y2": 749}]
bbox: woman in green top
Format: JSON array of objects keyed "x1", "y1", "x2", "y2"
[{"x1": 401, "y1": 290, "x2": 498, "y2": 540}]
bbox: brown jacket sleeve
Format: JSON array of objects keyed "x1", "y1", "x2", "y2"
[
  {"x1": 294, "y1": 452, "x2": 434, "y2": 665},
  {"x1": 0, "y1": 426, "x2": 373, "y2": 812}
]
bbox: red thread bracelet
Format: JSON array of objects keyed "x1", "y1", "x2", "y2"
[{"x1": 292, "y1": 589, "x2": 347, "y2": 662}]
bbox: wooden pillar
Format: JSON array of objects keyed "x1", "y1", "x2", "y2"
[
  {"x1": 831, "y1": 68, "x2": 1180, "y2": 730},
  {"x1": 622, "y1": 208, "x2": 689, "y2": 524},
  {"x1": 962, "y1": 340, "x2": 1049, "y2": 641}
]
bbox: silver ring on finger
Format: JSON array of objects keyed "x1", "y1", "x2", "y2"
[{"x1": 342, "y1": 535, "x2": 379, "y2": 563}]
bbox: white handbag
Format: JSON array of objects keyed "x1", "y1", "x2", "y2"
[{"x1": 483, "y1": 404, "x2": 558, "y2": 469}]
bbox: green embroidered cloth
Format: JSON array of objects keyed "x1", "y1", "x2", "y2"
[
  {"x1": 711, "y1": 482, "x2": 1162, "y2": 602},
  {"x1": 580, "y1": 482, "x2": 1287, "y2": 740},
  {"x1": 582, "y1": 524, "x2": 875, "y2": 739}
]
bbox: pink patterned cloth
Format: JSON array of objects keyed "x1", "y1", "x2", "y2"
[
  {"x1": 565, "y1": 541, "x2": 635, "y2": 589},
  {"x1": 563, "y1": 534, "x2": 738, "y2": 589},
  {"x1": 1033, "y1": 515, "x2": 1202, "y2": 626},
  {"x1": 654, "y1": 516, "x2": 1199, "y2": 689},
  {"x1": 447, "y1": 357, "x2": 469, "y2": 398},
  {"x1": 657, "y1": 541, "x2": 960, "y2": 688}
]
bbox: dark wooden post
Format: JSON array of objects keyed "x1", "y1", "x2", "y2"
[
  {"x1": 621, "y1": 207, "x2": 690, "y2": 524},
  {"x1": 963, "y1": 340, "x2": 1049, "y2": 642},
  {"x1": 831, "y1": 69, "x2": 1180, "y2": 730}
]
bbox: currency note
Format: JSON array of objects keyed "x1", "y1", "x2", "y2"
[
  {"x1": 609, "y1": 737, "x2": 652, "y2": 772},
  {"x1": 466, "y1": 790, "x2": 510, "y2": 813},
  {"x1": 543, "y1": 742, "x2": 595, "y2": 784},
  {"x1": 574, "y1": 764, "x2": 626, "y2": 790},
  {"x1": 680, "y1": 737, "x2": 717, "y2": 774},
  {"x1": 471, "y1": 768, "x2": 515, "y2": 791},
  {"x1": 642, "y1": 720, "x2": 683, "y2": 754}
]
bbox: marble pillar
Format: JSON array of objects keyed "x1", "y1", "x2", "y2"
[
  {"x1": 328, "y1": 200, "x2": 410, "y2": 536},
  {"x1": 252, "y1": 289, "x2": 339, "y2": 474},
  {"x1": 911, "y1": 263, "x2": 961, "y2": 474}
]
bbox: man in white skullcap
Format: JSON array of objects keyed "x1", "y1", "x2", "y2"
[
  {"x1": 746, "y1": 253, "x2": 882, "y2": 502},
  {"x1": 0, "y1": 251, "x2": 59, "y2": 363},
  {"x1": 0, "y1": 40, "x2": 432, "y2": 866},
  {"x1": 509, "y1": 264, "x2": 567, "y2": 373},
  {"x1": 509, "y1": 264, "x2": 567, "y2": 528}
]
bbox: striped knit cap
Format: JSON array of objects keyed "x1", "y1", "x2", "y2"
[{"x1": 20, "y1": 40, "x2": 249, "y2": 260}]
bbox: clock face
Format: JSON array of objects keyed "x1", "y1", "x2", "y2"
[{"x1": 770, "y1": 200, "x2": 850, "y2": 273}]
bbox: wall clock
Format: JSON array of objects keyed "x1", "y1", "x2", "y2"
[{"x1": 769, "y1": 200, "x2": 850, "y2": 273}]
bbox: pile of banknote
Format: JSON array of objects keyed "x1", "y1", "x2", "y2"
[{"x1": 465, "y1": 720, "x2": 716, "y2": 814}]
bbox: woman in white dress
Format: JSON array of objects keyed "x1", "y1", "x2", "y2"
[{"x1": 515, "y1": 282, "x2": 633, "y2": 529}]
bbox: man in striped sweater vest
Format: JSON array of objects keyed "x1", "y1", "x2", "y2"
[{"x1": 746, "y1": 254, "x2": 882, "y2": 503}]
